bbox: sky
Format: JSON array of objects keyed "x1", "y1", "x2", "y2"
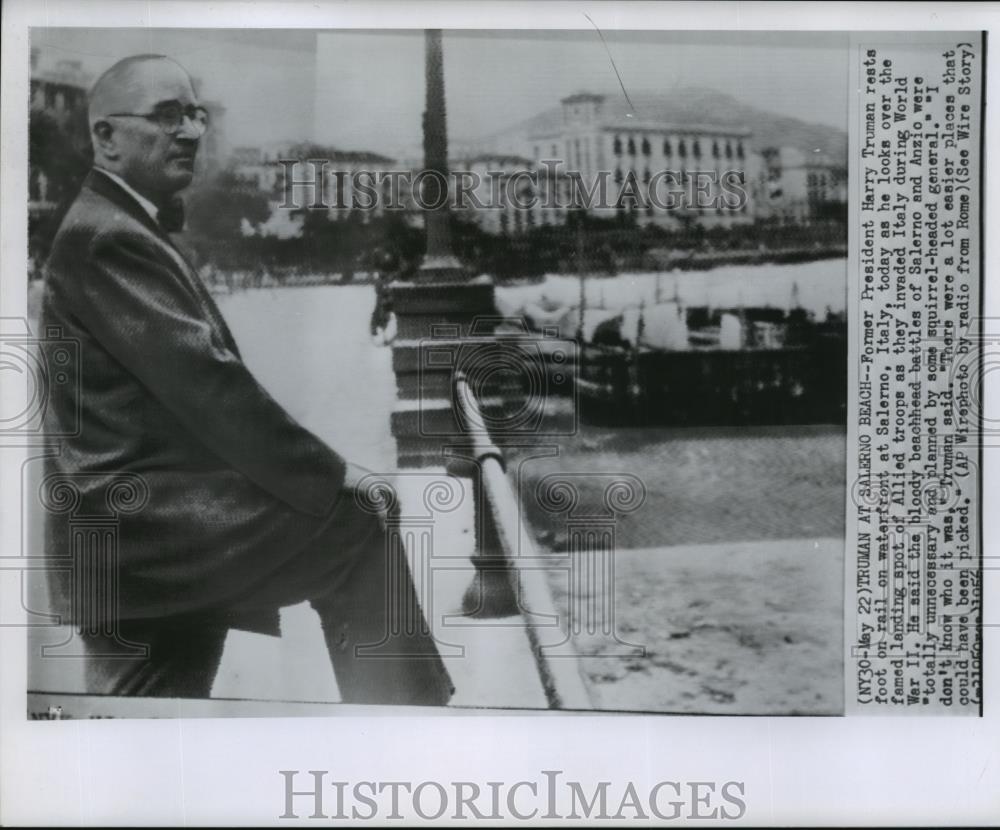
[{"x1": 33, "y1": 28, "x2": 848, "y2": 158}]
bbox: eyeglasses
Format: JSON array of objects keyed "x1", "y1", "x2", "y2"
[{"x1": 106, "y1": 102, "x2": 210, "y2": 137}]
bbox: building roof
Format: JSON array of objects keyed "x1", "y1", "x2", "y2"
[
  {"x1": 459, "y1": 153, "x2": 535, "y2": 168},
  {"x1": 487, "y1": 86, "x2": 847, "y2": 160},
  {"x1": 525, "y1": 88, "x2": 751, "y2": 139},
  {"x1": 801, "y1": 150, "x2": 845, "y2": 171},
  {"x1": 560, "y1": 92, "x2": 606, "y2": 105},
  {"x1": 771, "y1": 146, "x2": 846, "y2": 171},
  {"x1": 30, "y1": 58, "x2": 92, "y2": 90},
  {"x1": 236, "y1": 144, "x2": 397, "y2": 166},
  {"x1": 326, "y1": 150, "x2": 396, "y2": 164}
]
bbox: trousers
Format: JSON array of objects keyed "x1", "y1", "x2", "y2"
[{"x1": 79, "y1": 480, "x2": 454, "y2": 706}]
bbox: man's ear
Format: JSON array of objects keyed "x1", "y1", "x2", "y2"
[{"x1": 91, "y1": 120, "x2": 119, "y2": 160}]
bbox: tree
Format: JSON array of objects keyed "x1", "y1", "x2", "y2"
[
  {"x1": 29, "y1": 108, "x2": 93, "y2": 261},
  {"x1": 185, "y1": 170, "x2": 272, "y2": 242}
]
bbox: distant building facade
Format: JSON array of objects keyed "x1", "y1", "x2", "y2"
[
  {"x1": 754, "y1": 146, "x2": 847, "y2": 224},
  {"x1": 229, "y1": 144, "x2": 400, "y2": 236},
  {"x1": 29, "y1": 47, "x2": 94, "y2": 266},
  {"x1": 520, "y1": 92, "x2": 756, "y2": 228},
  {"x1": 29, "y1": 47, "x2": 92, "y2": 216},
  {"x1": 452, "y1": 154, "x2": 576, "y2": 235}
]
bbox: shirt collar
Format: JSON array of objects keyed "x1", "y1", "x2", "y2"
[{"x1": 93, "y1": 167, "x2": 161, "y2": 225}]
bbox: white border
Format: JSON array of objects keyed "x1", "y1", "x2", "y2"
[{"x1": 2, "y1": 1, "x2": 998, "y2": 825}]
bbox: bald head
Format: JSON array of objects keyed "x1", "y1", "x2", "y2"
[
  {"x1": 89, "y1": 55, "x2": 194, "y2": 128},
  {"x1": 88, "y1": 54, "x2": 202, "y2": 201}
]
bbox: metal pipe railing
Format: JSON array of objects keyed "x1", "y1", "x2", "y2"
[{"x1": 452, "y1": 372, "x2": 592, "y2": 710}]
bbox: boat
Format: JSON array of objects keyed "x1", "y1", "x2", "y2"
[{"x1": 576, "y1": 303, "x2": 847, "y2": 426}]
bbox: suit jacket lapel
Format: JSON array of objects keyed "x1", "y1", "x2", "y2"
[
  {"x1": 169, "y1": 244, "x2": 243, "y2": 359},
  {"x1": 84, "y1": 169, "x2": 162, "y2": 236},
  {"x1": 83, "y1": 170, "x2": 242, "y2": 357}
]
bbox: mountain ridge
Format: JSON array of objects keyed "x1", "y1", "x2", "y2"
[{"x1": 474, "y1": 86, "x2": 847, "y2": 162}]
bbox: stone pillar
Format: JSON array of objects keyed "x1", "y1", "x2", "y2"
[
  {"x1": 420, "y1": 28, "x2": 461, "y2": 277},
  {"x1": 388, "y1": 29, "x2": 505, "y2": 469}
]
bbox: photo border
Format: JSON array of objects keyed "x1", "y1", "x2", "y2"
[{"x1": 1, "y1": 1, "x2": 997, "y2": 825}]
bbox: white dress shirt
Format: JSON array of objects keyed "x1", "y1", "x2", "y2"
[{"x1": 93, "y1": 167, "x2": 161, "y2": 225}]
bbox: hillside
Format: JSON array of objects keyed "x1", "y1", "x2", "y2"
[{"x1": 481, "y1": 86, "x2": 847, "y2": 161}]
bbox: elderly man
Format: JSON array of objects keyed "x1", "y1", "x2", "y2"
[{"x1": 41, "y1": 54, "x2": 453, "y2": 705}]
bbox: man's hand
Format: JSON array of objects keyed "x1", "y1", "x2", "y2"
[{"x1": 343, "y1": 461, "x2": 376, "y2": 492}]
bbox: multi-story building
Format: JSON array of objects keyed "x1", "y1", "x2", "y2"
[
  {"x1": 451, "y1": 154, "x2": 576, "y2": 235},
  {"x1": 228, "y1": 144, "x2": 399, "y2": 236},
  {"x1": 518, "y1": 92, "x2": 756, "y2": 228},
  {"x1": 229, "y1": 145, "x2": 283, "y2": 193},
  {"x1": 29, "y1": 49, "x2": 91, "y2": 125},
  {"x1": 755, "y1": 146, "x2": 847, "y2": 224},
  {"x1": 29, "y1": 47, "x2": 93, "y2": 216}
]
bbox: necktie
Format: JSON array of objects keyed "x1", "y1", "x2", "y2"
[{"x1": 157, "y1": 196, "x2": 185, "y2": 233}]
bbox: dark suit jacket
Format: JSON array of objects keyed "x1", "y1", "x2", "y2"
[{"x1": 41, "y1": 170, "x2": 347, "y2": 633}]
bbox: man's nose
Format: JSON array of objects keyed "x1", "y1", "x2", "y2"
[{"x1": 175, "y1": 113, "x2": 202, "y2": 141}]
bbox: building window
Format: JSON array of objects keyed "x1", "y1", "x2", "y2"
[
  {"x1": 736, "y1": 141, "x2": 745, "y2": 159},
  {"x1": 643, "y1": 168, "x2": 651, "y2": 184},
  {"x1": 627, "y1": 136, "x2": 636, "y2": 156},
  {"x1": 614, "y1": 167, "x2": 624, "y2": 184},
  {"x1": 692, "y1": 140, "x2": 702, "y2": 159},
  {"x1": 613, "y1": 135, "x2": 622, "y2": 156},
  {"x1": 678, "y1": 139, "x2": 687, "y2": 158},
  {"x1": 725, "y1": 141, "x2": 733, "y2": 159},
  {"x1": 641, "y1": 137, "x2": 651, "y2": 156},
  {"x1": 712, "y1": 140, "x2": 720, "y2": 159},
  {"x1": 663, "y1": 139, "x2": 672, "y2": 157}
]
